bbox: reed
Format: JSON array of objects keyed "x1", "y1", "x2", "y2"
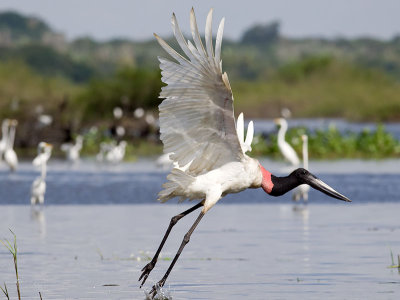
[{"x1": 0, "y1": 229, "x2": 21, "y2": 300}]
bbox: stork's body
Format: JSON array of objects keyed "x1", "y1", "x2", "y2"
[{"x1": 139, "y1": 9, "x2": 350, "y2": 298}]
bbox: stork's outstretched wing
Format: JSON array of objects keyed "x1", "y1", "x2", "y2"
[{"x1": 156, "y1": 8, "x2": 244, "y2": 176}]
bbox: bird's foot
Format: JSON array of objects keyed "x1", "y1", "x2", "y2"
[
  {"x1": 149, "y1": 279, "x2": 166, "y2": 299},
  {"x1": 139, "y1": 260, "x2": 156, "y2": 288}
]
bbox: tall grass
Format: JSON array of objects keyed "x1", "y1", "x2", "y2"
[{"x1": 0, "y1": 230, "x2": 21, "y2": 300}]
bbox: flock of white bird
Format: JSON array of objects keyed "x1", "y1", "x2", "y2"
[{"x1": 0, "y1": 117, "x2": 129, "y2": 206}]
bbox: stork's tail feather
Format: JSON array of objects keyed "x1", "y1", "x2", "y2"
[{"x1": 158, "y1": 168, "x2": 194, "y2": 203}]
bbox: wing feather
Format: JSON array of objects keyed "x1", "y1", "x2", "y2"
[
  {"x1": 214, "y1": 18, "x2": 225, "y2": 67},
  {"x1": 156, "y1": 8, "x2": 244, "y2": 176}
]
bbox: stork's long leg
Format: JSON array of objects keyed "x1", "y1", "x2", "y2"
[
  {"x1": 139, "y1": 201, "x2": 203, "y2": 287},
  {"x1": 149, "y1": 210, "x2": 205, "y2": 298}
]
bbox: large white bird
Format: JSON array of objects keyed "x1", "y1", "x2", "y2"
[
  {"x1": 4, "y1": 119, "x2": 18, "y2": 171},
  {"x1": 31, "y1": 142, "x2": 53, "y2": 205},
  {"x1": 293, "y1": 134, "x2": 310, "y2": 202},
  {"x1": 61, "y1": 135, "x2": 83, "y2": 163},
  {"x1": 0, "y1": 119, "x2": 10, "y2": 161},
  {"x1": 275, "y1": 117, "x2": 300, "y2": 166},
  {"x1": 139, "y1": 8, "x2": 350, "y2": 296}
]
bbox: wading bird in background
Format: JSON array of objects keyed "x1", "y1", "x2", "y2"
[
  {"x1": 0, "y1": 119, "x2": 10, "y2": 161},
  {"x1": 139, "y1": 8, "x2": 351, "y2": 297},
  {"x1": 275, "y1": 118, "x2": 300, "y2": 167},
  {"x1": 31, "y1": 142, "x2": 53, "y2": 205},
  {"x1": 61, "y1": 135, "x2": 83, "y2": 163},
  {"x1": 4, "y1": 119, "x2": 18, "y2": 171},
  {"x1": 105, "y1": 140, "x2": 127, "y2": 164},
  {"x1": 293, "y1": 134, "x2": 310, "y2": 202}
]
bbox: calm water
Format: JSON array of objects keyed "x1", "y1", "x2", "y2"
[{"x1": 0, "y1": 159, "x2": 400, "y2": 299}]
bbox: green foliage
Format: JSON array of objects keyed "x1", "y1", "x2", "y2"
[
  {"x1": 0, "y1": 11, "x2": 50, "y2": 41},
  {"x1": 278, "y1": 55, "x2": 333, "y2": 82},
  {"x1": 0, "y1": 60, "x2": 79, "y2": 120},
  {"x1": 241, "y1": 21, "x2": 280, "y2": 46},
  {"x1": 234, "y1": 57, "x2": 400, "y2": 121},
  {"x1": 73, "y1": 67, "x2": 162, "y2": 120},
  {"x1": 0, "y1": 45, "x2": 96, "y2": 82},
  {"x1": 251, "y1": 125, "x2": 400, "y2": 159}
]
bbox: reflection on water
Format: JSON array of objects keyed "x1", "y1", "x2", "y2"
[{"x1": 30, "y1": 206, "x2": 46, "y2": 239}]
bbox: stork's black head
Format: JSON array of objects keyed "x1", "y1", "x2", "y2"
[{"x1": 270, "y1": 168, "x2": 351, "y2": 202}]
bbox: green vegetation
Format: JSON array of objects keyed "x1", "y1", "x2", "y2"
[
  {"x1": 252, "y1": 124, "x2": 400, "y2": 159},
  {"x1": 0, "y1": 10, "x2": 400, "y2": 158},
  {"x1": 233, "y1": 57, "x2": 400, "y2": 121},
  {"x1": 73, "y1": 67, "x2": 162, "y2": 121},
  {"x1": 0, "y1": 230, "x2": 21, "y2": 300}
]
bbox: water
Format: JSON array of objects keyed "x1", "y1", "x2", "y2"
[{"x1": 0, "y1": 160, "x2": 400, "y2": 299}]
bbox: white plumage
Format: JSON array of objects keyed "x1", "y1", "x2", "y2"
[
  {"x1": 236, "y1": 112, "x2": 254, "y2": 153},
  {"x1": 155, "y1": 9, "x2": 262, "y2": 212},
  {"x1": 0, "y1": 119, "x2": 10, "y2": 161},
  {"x1": 105, "y1": 140, "x2": 127, "y2": 164},
  {"x1": 4, "y1": 119, "x2": 18, "y2": 171},
  {"x1": 61, "y1": 135, "x2": 83, "y2": 163},
  {"x1": 31, "y1": 142, "x2": 52, "y2": 205},
  {"x1": 140, "y1": 9, "x2": 350, "y2": 295},
  {"x1": 275, "y1": 118, "x2": 300, "y2": 166},
  {"x1": 293, "y1": 134, "x2": 310, "y2": 202}
]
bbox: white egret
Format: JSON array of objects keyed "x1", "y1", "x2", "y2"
[
  {"x1": 0, "y1": 119, "x2": 10, "y2": 161},
  {"x1": 4, "y1": 119, "x2": 18, "y2": 171},
  {"x1": 274, "y1": 118, "x2": 300, "y2": 166},
  {"x1": 96, "y1": 141, "x2": 116, "y2": 162},
  {"x1": 293, "y1": 134, "x2": 310, "y2": 202},
  {"x1": 139, "y1": 9, "x2": 350, "y2": 296},
  {"x1": 105, "y1": 140, "x2": 127, "y2": 163},
  {"x1": 61, "y1": 135, "x2": 83, "y2": 163},
  {"x1": 31, "y1": 142, "x2": 53, "y2": 205}
]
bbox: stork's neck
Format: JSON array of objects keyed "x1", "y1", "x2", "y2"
[
  {"x1": 260, "y1": 165, "x2": 274, "y2": 194},
  {"x1": 260, "y1": 164, "x2": 301, "y2": 197},
  {"x1": 269, "y1": 173, "x2": 301, "y2": 197}
]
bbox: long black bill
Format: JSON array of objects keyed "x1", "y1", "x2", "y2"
[{"x1": 305, "y1": 174, "x2": 351, "y2": 202}]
